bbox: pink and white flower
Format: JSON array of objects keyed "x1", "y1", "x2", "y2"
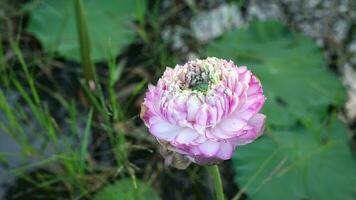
[{"x1": 141, "y1": 57, "x2": 266, "y2": 165}]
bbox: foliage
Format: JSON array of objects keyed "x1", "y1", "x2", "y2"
[
  {"x1": 207, "y1": 20, "x2": 355, "y2": 200},
  {"x1": 232, "y1": 119, "x2": 356, "y2": 200},
  {"x1": 207, "y1": 20, "x2": 346, "y2": 127},
  {"x1": 26, "y1": 0, "x2": 145, "y2": 62},
  {"x1": 93, "y1": 179, "x2": 160, "y2": 200}
]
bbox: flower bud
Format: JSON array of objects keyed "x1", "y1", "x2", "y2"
[{"x1": 141, "y1": 57, "x2": 266, "y2": 167}]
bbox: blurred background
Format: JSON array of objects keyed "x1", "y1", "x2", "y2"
[{"x1": 0, "y1": 0, "x2": 356, "y2": 199}]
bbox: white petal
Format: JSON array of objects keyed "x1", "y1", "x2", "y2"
[
  {"x1": 149, "y1": 117, "x2": 181, "y2": 141},
  {"x1": 219, "y1": 118, "x2": 246, "y2": 132},
  {"x1": 187, "y1": 96, "x2": 200, "y2": 121},
  {"x1": 207, "y1": 106, "x2": 218, "y2": 126},
  {"x1": 207, "y1": 126, "x2": 232, "y2": 139},
  {"x1": 195, "y1": 105, "x2": 208, "y2": 125},
  {"x1": 198, "y1": 140, "x2": 220, "y2": 156},
  {"x1": 216, "y1": 142, "x2": 233, "y2": 160},
  {"x1": 231, "y1": 109, "x2": 255, "y2": 121},
  {"x1": 194, "y1": 135, "x2": 207, "y2": 143},
  {"x1": 174, "y1": 128, "x2": 200, "y2": 144},
  {"x1": 248, "y1": 113, "x2": 266, "y2": 136}
]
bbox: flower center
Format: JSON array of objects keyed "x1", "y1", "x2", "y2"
[
  {"x1": 185, "y1": 64, "x2": 213, "y2": 93},
  {"x1": 190, "y1": 82, "x2": 209, "y2": 93},
  {"x1": 176, "y1": 58, "x2": 222, "y2": 94}
]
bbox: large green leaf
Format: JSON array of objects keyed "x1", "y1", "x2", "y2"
[
  {"x1": 232, "y1": 119, "x2": 356, "y2": 200},
  {"x1": 26, "y1": 0, "x2": 143, "y2": 62},
  {"x1": 93, "y1": 179, "x2": 160, "y2": 200},
  {"x1": 207, "y1": 21, "x2": 346, "y2": 127}
]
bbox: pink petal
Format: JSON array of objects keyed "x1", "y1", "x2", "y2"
[
  {"x1": 233, "y1": 113, "x2": 266, "y2": 145},
  {"x1": 215, "y1": 99, "x2": 224, "y2": 120},
  {"x1": 215, "y1": 142, "x2": 233, "y2": 160},
  {"x1": 195, "y1": 105, "x2": 208, "y2": 126},
  {"x1": 228, "y1": 93, "x2": 240, "y2": 114},
  {"x1": 174, "y1": 128, "x2": 200, "y2": 144},
  {"x1": 237, "y1": 66, "x2": 247, "y2": 74},
  {"x1": 207, "y1": 127, "x2": 225, "y2": 139},
  {"x1": 232, "y1": 134, "x2": 255, "y2": 145},
  {"x1": 186, "y1": 95, "x2": 201, "y2": 122},
  {"x1": 194, "y1": 135, "x2": 207, "y2": 143},
  {"x1": 248, "y1": 113, "x2": 266, "y2": 136},
  {"x1": 198, "y1": 140, "x2": 220, "y2": 156},
  {"x1": 149, "y1": 117, "x2": 181, "y2": 141},
  {"x1": 230, "y1": 109, "x2": 255, "y2": 121},
  {"x1": 247, "y1": 82, "x2": 261, "y2": 96},
  {"x1": 234, "y1": 82, "x2": 244, "y2": 96},
  {"x1": 240, "y1": 95, "x2": 265, "y2": 112},
  {"x1": 219, "y1": 118, "x2": 246, "y2": 132},
  {"x1": 207, "y1": 106, "x2": 218, "y2": 126}
]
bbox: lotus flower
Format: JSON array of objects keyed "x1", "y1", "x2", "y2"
[{"x1": 141, "y1": 57, "x2": 266, "y2": 165}]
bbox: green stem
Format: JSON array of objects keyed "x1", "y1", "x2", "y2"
[
  {"x1": 208, "y1": 165, "x2": 225, "y2": 200},
  {"x1": 73, "y1": 0, "x2": 96, "y2": 85}
]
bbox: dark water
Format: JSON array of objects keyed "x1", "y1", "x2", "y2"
[{"x1": 0, "y1": 132, "x2": 22, "y2": 199}]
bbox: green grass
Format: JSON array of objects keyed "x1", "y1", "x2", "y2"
[
  {"x1": 0, "y1": 1, "x2": 133, "y2": 197},
  {"x1": 0, "y1": 44, "x2": 133, "y2": 198}
]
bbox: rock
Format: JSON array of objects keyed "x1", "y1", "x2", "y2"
[
  {"x1": 347, "y1": 37, "x2": 356, "y2": 66},
  {"x1": 162, "y1": 26, "x2": 189, "y2": 52},
  {"x1": 191, "y1": 4, "x2": 244, "y2": 43},
  {"x1": 247, "y1": 0, "x2": 355, "y2": 46},
  {"x1": 342, "y1": 64, "x2": 356, "y2": 121},
  {"x1": 246, "y1": 1, "x2": 282, "y2": 21}
]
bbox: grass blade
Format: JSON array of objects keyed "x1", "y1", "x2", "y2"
[
  {"x1": 80, "y1": 107, "x2": 93, "y2": 173},
  {"x1": 73, "y1": 0, "x2": 96, "y2": 85}
]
